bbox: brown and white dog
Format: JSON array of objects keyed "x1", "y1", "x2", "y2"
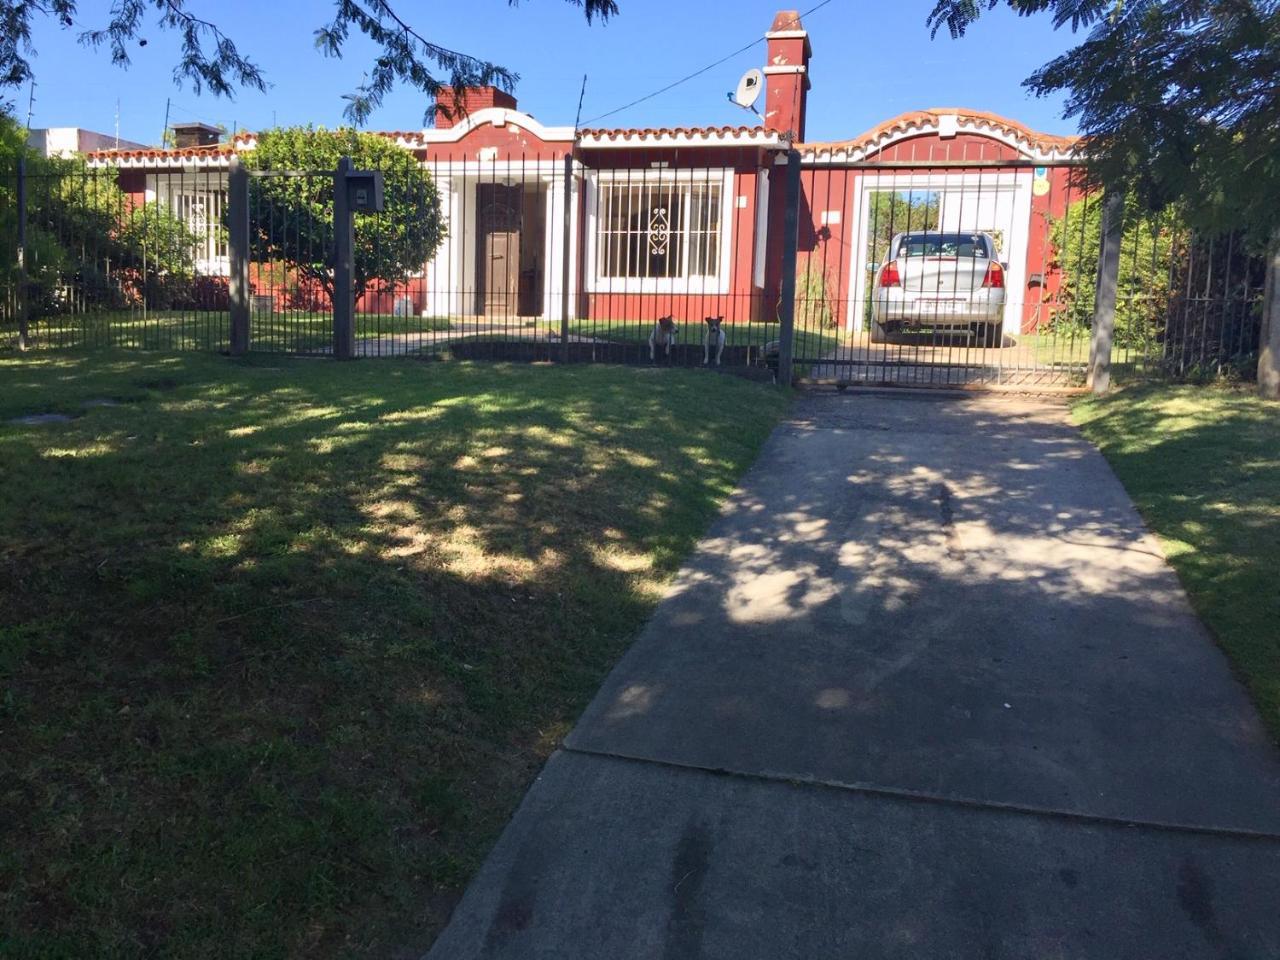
[
  {"x1": 649, "y1": 316, "x2": 678, "y2": 362},
  {"x1": 703, "y1": 316, "x2": 726, "y2": 366}
]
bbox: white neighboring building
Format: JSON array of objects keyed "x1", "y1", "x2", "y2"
[{"x1": 28, "y1": 127, "x2": 148, "y2": 159}]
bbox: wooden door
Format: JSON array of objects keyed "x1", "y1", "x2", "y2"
[{"x1": 476, "y1": 184, "x2": 523, "y2": 317}]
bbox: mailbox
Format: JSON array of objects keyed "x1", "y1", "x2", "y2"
[{"x1": 346, "y1": 170, "x2": 385, "y2": 213}]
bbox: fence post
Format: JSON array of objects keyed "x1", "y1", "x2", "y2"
[
  {"x1": 1259, "y1": 232, "x2": 1280, "y2": 400},
  {"x1": 559, "y1": 150, "x2": 574, "y2": 364},
  {"x1": 1087, "y1": 189, "x2": 1124, "y2": 394},
  {"x1": 227, "y1": 156, "x2": 250, "y2": 356},
  {"x1": 15, "y1": 157, "x2": 29, "y2": 351},
  {"x1": 776, "y1": 149, "x2": 802, "y2": 387},
  {"x1": 333, "y1": 156, "x2": 356, "y2": 360}
]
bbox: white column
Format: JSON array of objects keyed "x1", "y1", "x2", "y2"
[{"x1": 545, "y1": 167, "x2": 582, "y2": 323}]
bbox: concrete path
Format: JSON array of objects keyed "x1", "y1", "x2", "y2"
[{"x1": 427, "y1": 390, "x2": 1280, "y2": 959}]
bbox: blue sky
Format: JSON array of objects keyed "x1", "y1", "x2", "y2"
[{"x1": 22, "y1": 0, "x2": 1084, "y2": 145}]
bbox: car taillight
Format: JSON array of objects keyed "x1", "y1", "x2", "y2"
[
  {"x1": 982, "y1": 261, "x2": 1005, "y2": 289},
  {"x1": 879, "y1": 262, "x2": 901, "y2": 287}
]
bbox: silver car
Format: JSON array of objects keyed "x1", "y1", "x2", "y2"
[{"x1": 870, "y1": 231, "x2": 1007, "y2": 345}]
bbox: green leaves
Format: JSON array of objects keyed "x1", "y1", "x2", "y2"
[
  {"x1": 927, "y1": 0, "x2": 1280, "y2": 247},
  {"x1": 244, "y1": 126, "x2": 446, "y2": 305},
  {"x1": 1048, "y1": 191, "x2": 1183, "y2": 346},
  {"x1": 2, "y1": 1, "x2": 617, "y2": 127},
  {"x1": 1, "y1": 114, "x2": 203, "y2": 315},
  {"x1": 78, "y1": 0, "x2": 266, "y2": 98}
]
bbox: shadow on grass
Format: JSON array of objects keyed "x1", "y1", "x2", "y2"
[{"x1": 0, "y1": 351, "x2": 787, "y2": 959}]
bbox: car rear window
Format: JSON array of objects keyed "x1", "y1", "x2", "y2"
[{"x1": 896, "y1": 234, "x2": 989, "y2": 259}]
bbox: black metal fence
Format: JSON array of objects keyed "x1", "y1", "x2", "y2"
[
  {"x1": 785, "y1": 160, "x2": 1266, "y2": 388},
  {"x1": 1, "y1": 149, "x2": 1268, "y2": 389},
  {"x1": 0, "y1": 163, "x2": 233, "y2": 350}
]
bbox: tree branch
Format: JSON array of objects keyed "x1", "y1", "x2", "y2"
[{"x1": 4, "y1": 0, "x2": 615, "y2": 125}]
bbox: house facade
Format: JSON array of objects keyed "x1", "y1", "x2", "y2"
[{"x1": 85, "y1": 10, "x2": 1083, "y2": 338}]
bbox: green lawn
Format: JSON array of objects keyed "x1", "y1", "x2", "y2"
[
  {"x1": 4, "y1": 311, "x2": 453, "y2": 354},
  {"x1": 0, "y1": 352, "x2": 788, "y2": 958},
  {"x1": 1072, "y1": 385, "x2": 1280, "y2": 742},
  {"x1": 1024, "y1": 330, "x2": 1091, "y2": 368}
]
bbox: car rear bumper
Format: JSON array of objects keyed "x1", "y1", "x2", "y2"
[{"x1": 872, "y1": 292, "x2": 1004, "y2": 328}]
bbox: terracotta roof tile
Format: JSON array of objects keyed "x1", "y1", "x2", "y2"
[
  {"x1": 87, "y1": 132, "x2": 257, "y2": 163},
  {"x1": 578, "y1": 125, "x2": 784, "y2": 144},
  {"x1": 799, "y1": 108, "x2": 1081, "y2": 158}
]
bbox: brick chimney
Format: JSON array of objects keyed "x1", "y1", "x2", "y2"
[
  {"x1": 763, "y1": 10, "x2": 811, "y2": 140},
  {"x1": 170, "y1": 122, "x2": 222, "y2": 148},
  {"x1": 433, "y1": 86, "x2": 519, "y2": 129}
]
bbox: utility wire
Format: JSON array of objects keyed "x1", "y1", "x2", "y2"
[{"x1": 580, "y1": 0, "x2": 837, "y2": 127}]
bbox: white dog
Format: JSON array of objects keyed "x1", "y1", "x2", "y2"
[
  {"x1": 648, "y1": 316, "x2": 678, "y2": 362},
  {"x1": 703, "y1": 316, "x2": 726, "y2": 366}
]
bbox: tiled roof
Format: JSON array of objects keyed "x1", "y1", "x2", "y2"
[
  {"x1": 380, "y1": 130, "x2": 429, "y2": 146},
  {"x1": 578, "y1": 125, "x2": 786, "y2": 147},
  {"x1": 85, "y1": 109, "x2": 1079, "y2": 167},
  {"x1": 799, "y1": 108, "x2": 1081, "y2": 161},
  {"x1": 86, "y1": 133, "x2": 257, "y2": 167}
]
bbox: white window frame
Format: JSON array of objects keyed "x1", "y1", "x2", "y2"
[
  {"x1": 752, "y1": 170, "x2": 770, "y2": 289},
  {"x1": 585, "y1": 168, "x2": 734, "y2": 295},
  {"x1": 147, "y1": 173, "x2": 231, "y2": 277}
]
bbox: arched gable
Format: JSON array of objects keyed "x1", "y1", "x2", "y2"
[{"x1": 799, "y1": 108, "x2": 1080, "y2": 165}]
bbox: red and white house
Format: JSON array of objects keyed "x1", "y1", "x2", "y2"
[{"x1": 86, "y1": 10, "x2": 1083, "y2": 338}]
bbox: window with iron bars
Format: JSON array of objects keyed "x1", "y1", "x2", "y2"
[
  {"x1": 592, "y1": 176, "x2": 726, "y2": 291},
  {"x1": 173, "y1": 191, "x2": 228, "y2": 262},
  {"x1": 149, "y1": 175, "x2": 230, "y2": 273}
]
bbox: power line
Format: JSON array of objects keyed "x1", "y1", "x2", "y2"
[{"x1": 579, "y1": 0, "x2": 837, "y2": 127}]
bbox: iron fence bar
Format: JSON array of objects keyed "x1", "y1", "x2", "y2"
[
  {"x1": 333, "y1": 156, "x2": 356, "y2": 360},
  {"x1": 246, "y1": 170, "x2": 335, "y2": 178},
  {"x1": 776, "y1": 149, "x2": 802, "y2": 386},
  {"x1": 228, "y1": 157, "x2": 250, "y2": 355},
  {"x1": 15, "y1": 157, "x2": 29, "y2": 350}
]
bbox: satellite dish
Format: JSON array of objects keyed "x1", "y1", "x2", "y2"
[{"x1": 731, "y1": 68, "x2": 764, "y2": 111}]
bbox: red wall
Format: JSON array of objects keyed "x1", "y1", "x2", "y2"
[
  {"x1": 1022, "y1": 166, "x2": 1092, "y2": 331},
  {"x1": 106, "y1": 125, "x2": 1088, "y2": 335},
  {"x1": 579, "y1": 161, "x2": 768, "y2": 325},
  {"x1": 873, "y1": 131, "x2": 1023, "y2": 164},
  {"x1": 416, "y1": 123, "x2": 569, "y2": 166}
]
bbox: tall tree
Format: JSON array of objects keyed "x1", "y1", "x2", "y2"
[
  {"x1": 0, "y1": 0, "x2": 618, "y2": 124},
  {"x1": 244, "y1": 126, "x2": 445, "y2": 305},
  {"x1": 2, "y1": 112, "x2": 201, "y2": 333},
  {"x1": 927, "y1": 0, "x2": 1280, "y2": 247}
]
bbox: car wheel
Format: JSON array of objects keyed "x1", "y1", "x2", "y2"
[
  {"x1": 869, "y1": 320, "x2": 899, "y2": 344},
  {"x1": 974, "y1": 322, "x2": 1003, "y2": 348}
]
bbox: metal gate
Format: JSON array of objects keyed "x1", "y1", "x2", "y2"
[{"x1": 784, "y1": 157, "x2": 1266, "y2": 389}]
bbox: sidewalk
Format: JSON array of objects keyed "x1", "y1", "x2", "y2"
[{"x1": 427, "y1": 390, "x2": 1280, "y2": 959}]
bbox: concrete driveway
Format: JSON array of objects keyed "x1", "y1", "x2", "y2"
[{"x1": 427, "y1": 390, "x2": 1280, "y2": 959}]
